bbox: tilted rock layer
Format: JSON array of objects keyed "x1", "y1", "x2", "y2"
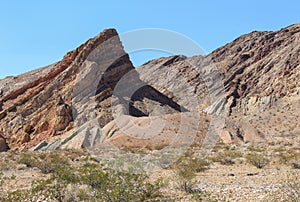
[
  {"x1": 0, "y1": 29, "x2": 136, "y2": 150},
  {"x1": 0, "y1": 29, "x2": 185, "y2": 151},
  {"x1": 0, "y1": 23, "x2": 299, "y2": 151},
  {"x1": 137, "y1": 23, "x2": 300, "y2": 144}
]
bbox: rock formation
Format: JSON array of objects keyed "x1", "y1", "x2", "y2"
[
  {"x1": 0, "y1": 23, "x2": 299, "y2": 151},
  {"x1": 137, "y1": 23, "x2": 300, "y2": 144},
  {"x1": 0, "y1": 29, "x2": 186, "y2": 151}
]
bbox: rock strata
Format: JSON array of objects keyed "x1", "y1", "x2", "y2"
[{"x1": 0, "y1": 23, "x2": 299, "y2": 151}]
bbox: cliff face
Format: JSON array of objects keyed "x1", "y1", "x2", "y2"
[
  {"x1": 0, "y1": 23, "x2": 299, "y2": 151},
  {"x1": 0, "y1": 29, "x2": 125, "y2": 150},
  {"x1": 0, "y1": 29, "x2": 187, "y2": 151}
]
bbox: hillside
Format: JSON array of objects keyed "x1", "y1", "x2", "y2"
[{"x1": 0, "y1": 23, "x2": 299, "y2": 201}]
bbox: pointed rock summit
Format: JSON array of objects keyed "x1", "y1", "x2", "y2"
[
  {"x1": 0, "y1": 28, "x2": 186, "y2": 151},
  {"x1": 0, "y1": 23, "x2": 299, "y2": 151},
  {"x1": 0, "y1": 29, "x2": 134, "y2": 150}
]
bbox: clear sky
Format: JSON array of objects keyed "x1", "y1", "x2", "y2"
[{"x1": 0, "y1": 0, "x2": 299, "y2": 78}]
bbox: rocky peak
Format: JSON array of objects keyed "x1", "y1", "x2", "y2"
[
  {"x1": 0, "y1": 23, "x2": 299, "y2": 151},
  {"x1": 0, "y1": 28, "x2": 186, "y2": 151},
  {"x1": 0, "y1": 28, "x2": 135, "y2": 150}
]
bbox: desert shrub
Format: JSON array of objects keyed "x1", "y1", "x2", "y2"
[
  {"x1": 2, "y1": 163, "x2": 163, "y2": 202},
  {"x1": 0, "y1": 172, "x2": 5, "y2": 198},
  {"x1": 277, "y1": 149, "x2": 298, "y2": 163},
  {"x1": 0, "y1": 162, "x2": 11, "y2": 171},
  {"x1": 17, "y1": 152, "x2": 38, "y2": 168},
  {"x1": 246, "y1": 152, "x2": 270, "y2": 169},
  {"x1": 220, "y1": 157, "x2": 235, "y2": 165},
  {"x1": 0, "y1": 176, "x2": 5, "y2": 200},
  {"x1": 277, "y1": 149, "x2": 300, "y2": 169},
  {"x1": 247, "y1": 144, "x2": 264, "y2": 152},
  {"x1": 174, "y1": 165, "x2": 197, "y2": 194},
  {"x1": 17, "y1": 152, "x2": 70, "y2": 174},
  {"x1": 176, "y1": 156, "x2": 210, "y2": 173},
  {"x1": 187, "y1": 157, "x2": 210, "y2": 173},
  {"x1": 36, "y1": 153, "x2": 69, "y2": 174},
  {"x1": 212, "y1": 142, "x2": 230, "y2": 152},
  {"x1": 173, "y1": 156, "x2": 209, "y2": 194},
  {"x1": 78, "y1": 163, "x2": 162, "y2": 201},
  {"x1": 37, "y1": 153, "x2": 47, "y2": 160},
  {"x1": 209, "y1": 149, "x2": 243, "y2": 165}
]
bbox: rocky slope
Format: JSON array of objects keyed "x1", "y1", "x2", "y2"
[
  {"x1": 140, "y1": 23, "x2": 300, "y2": 107},
  {"x1": 137, "y1": 23, "x2": 300, "y2": 144},
  {"x1": 0, "y1": 29, "x2": 185, "y2": 151},
  {"x1": 0, "y1": 23, "x2": 299, "y2": 152}
]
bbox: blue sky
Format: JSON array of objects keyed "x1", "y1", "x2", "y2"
[{"x1": 0, "y1": 1, "x2": 299, "y2": 78}]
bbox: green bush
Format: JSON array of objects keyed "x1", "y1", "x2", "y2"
[
  {"x1": 17, "y1": 152, "x2": 38, "y2": 168},
  {"x1": 209, "y1": 149, "x2": 243, "y2": 165},
  {"x1": 176, "y1": 156, "x2": 210, "y2": 173},
  {"x1": 173, "y1": 156, "x2": 209, "y2": 194},
  {"x1": 2, "y1": 163, "x2": 163, "y2": 202},
  {"x1": 246, "y1": 152, "x2": 270, "y2": 169},
  {"x1": 79, "y1": 163, "x2": 162, "y2": 201},
  {"x1": 16, "y1": 152, "x2": 70, "y2": 174},
  {"x1": 277, "y1": 148, "x2": 299, "y2": 165},
  {"x1": 174, "y1": 166, "x2": 196, "y2": 194},
  {"x1": 36, "y1": 153, "x2": 69, "y2": 174}
]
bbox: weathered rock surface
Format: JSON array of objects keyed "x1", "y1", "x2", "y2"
[
  {"x1": 0, "y1": 23, "x2": 299, "y2": 151},
  {"x1": 0, "y1": 29, "x2": 126, "y2": 150},
  {"x1": 139, "y1": 23, "x2": 300, "y2": 113},
  {"x1": 137, "y1": 23, "x2": 300, "y2": 143},
  {"x1": 0, "y1": 64, "x2": 57, "y2": 99},
  {"x1": 0, "y1": 28, "x2": 186, "y2": 151}
]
